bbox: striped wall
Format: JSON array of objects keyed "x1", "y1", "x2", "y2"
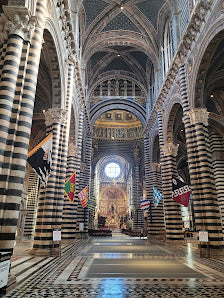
[{"x1": 0, "y1": 0, "x2": 47, "y2": 253}]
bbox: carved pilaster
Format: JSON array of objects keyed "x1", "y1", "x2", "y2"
[
  {"x1": 162, "y1": 143, "x2": 179, "y2": 157},
  {"x1": 44, "y1": 108, "x2": 67, "y2": 127},
  {"x1": 187, "y1": 108, "x2": 209, "y2": 126},
  {"x1": 3, "y1": 6, "x2": 36, "y2": 42}
]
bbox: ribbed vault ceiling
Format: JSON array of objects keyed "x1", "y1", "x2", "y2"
[{"x1": 80, "y1": 0, "x2": 166, "y2": 106}]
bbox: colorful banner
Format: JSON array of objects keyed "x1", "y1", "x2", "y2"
[
  {"x1": 153, "y1": 186, "x2": 163, "y2": 207},
  {"x1": 87, "y1": 196, "x2": 96, "y2": 210},
  {"x1": 140, "y1": 199, "x2": 150, "y2": 210},
  {"x1": 27, "y1": 133, "x2": 53, "y2": 187},
  {"x1": 78, "y1": 186, "x2": 88, "y2": 208},
  {"x1": 172, "y1": 176, "x2": 191, "y2": 207},
  {"x1": 64, "y1": 171, "x2": 76, "y2": 203}
]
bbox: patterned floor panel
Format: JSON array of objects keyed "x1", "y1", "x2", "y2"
[{"x1": 3, "y1": 233, "x2": 224, "y2": 297}]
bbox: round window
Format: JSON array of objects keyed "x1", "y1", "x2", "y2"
[{"x1": 105, "y1": 162, "x2": 121, "y2": 178}]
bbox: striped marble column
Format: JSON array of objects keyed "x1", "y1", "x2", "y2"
[
  {"x1": 0, "y1": 1, "x2": 46, "y2": 252},
  {"x1": 183, "y1": 109, "x2": 223, "y2": 248},
  {"x1": 132, "y1": 163, "x2": 144, "y2": 229},
  {"x1": 148, "y1": 163, "x2": 165, "y2": 237},
  {"x1": 144, "y1": 136, "x2": 151, "y2": 205},
  {"x1": 61, "y1": 143, "x2": 78, "y2": 242},
  {"x1": 161, "y1": 143, "x2": 184, "y2": 242},
  {"x1": 157, "y1": 111, "x2": 183, "y2": 242},
  {"x1": 209, "y1": 132, "x2": 224, "y2": 233},
  {"x1": 76, "y1": 132, "x2": 92, "y2": 235},
  {"x1": 88, "y1": 172, "x2": 96, "y2": 229},
  {"x1": 179, "y1": 64, "x2": 224, "y2": 249},
  {"x1": 32, "y1": 108, "x2": 67, "y2": 255},
  {"x1": 71, "y1": 111, "x2": 84, "y2": 236}
]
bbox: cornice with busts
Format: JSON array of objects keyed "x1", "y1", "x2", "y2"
[
  {"x1": 1, "y1": 6, "x2": 37, "y2": 42},
  {"x1": 44, "y1": 108, "x2": 68, "y2": 127},
  {"x1": 144, "y1": 0, "x2": 211, "y2": 134},
  {"x1": 162, "y1": 143, "x2": 179, "y2": 157}
]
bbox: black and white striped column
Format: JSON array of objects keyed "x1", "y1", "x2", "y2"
[
  {"x1": 161, "y1": 143, "x2": 184, "y2": 241},
  {"x1": 148, "y1": 163, "x2": 165, "y2": 237},
  {"x1": 76, "y1": 132, "x2": 92, "y2": 235},
  {"x1": 179, "y1": 64, "x2": 223, "y2": 249},
  {"x1": 32, "y1": 108, "x2": 67, "y2": 255},
  {"x1": 70, "y1": 110, "x2": 84, "y2": 237},
  {"x1": 62, "y1": 143, "x2": 78, "y2": 242},
  {"x1": 158, "y1": 110, "x2": 183, "y2": 242},
  {"x1": 0, "y1": 1, "x2": 46, "y2": 252},
  {"x1": 183, "y1": 109, "x2": 223, "y2": 248},
  {"x1": 209, "y1": 132, "x2": 224, "y2": 234}
]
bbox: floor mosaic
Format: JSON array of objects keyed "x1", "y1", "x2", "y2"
[{"x1": 3, "y1": 232, "x2": 224, "y2": 297}]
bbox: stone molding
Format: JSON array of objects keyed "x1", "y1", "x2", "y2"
[
  {"x1": 187, "y1": 108, "x2": 209, "y2": 126},
  {"x1": 2, "y1": 6, "x2": 37, "y2": 42},
  {"x1": 55, "y1": 0, "x2": 90, "y2": 130},
  {"x1": 44, "y1": 108, "x2": 67, "y2": 127},
  {"x1": 162, "y1": 143, "x2": 179, "y2": 157}
]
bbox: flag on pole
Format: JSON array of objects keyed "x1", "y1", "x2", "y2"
[
  {"x1": 87, "y1": 196, "x2": 96, "y2": 210},
  {"x1": 153, "y1": 186, "x2": 163, "y2": 207},
  {"x1": 140, "y1": 199, "x2": 150, "y2": 210},
  {"x1": 172, "y1": 176, "x2": 191, "y2": 207},
  {"x1": 27, "y1": 133, "x2": 53, "y2": 187},
  {"x1": 78, "y1": 186, "x2": 88, "y2": 208},
  {"x1": 64, "y1": 171, "x2": 76, "y2": 203}
]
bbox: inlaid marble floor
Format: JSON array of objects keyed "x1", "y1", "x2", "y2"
[{"x1": 3, "y1": 231, "x2": 224, "y2": 297}]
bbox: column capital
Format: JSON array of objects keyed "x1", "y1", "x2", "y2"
[
  {"x1": 187, "y1": 108, "x2": 209, "y2": 126},
  {"x1": 68, "y1": 143, "x2": 79, "y2": 157},
  {"x1": 80, "y1": 162, "x2": 86, "y2": 170},
  {"x1": 3, "y1": 6, "x2": 37, "y2": 42},
  {"x1": 150, "y1": 163, "x2": 161, "y2": 172},
  {"x1": 162, "y1": 143, "x2": 179, "y2": 157},
  {"x1": 44, "y1": 108, "x2": 67, "y2": 127}
]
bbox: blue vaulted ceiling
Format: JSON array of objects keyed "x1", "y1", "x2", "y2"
[
  {"x1": 103, "y1": 12, "x2": 140, "y2": 33},
  {"x1": 136, "y1": 1, "x2": 164, "y2": 29},
  {"x1": 83, "y1": 0, "x2": 109, "y2": 28}
]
